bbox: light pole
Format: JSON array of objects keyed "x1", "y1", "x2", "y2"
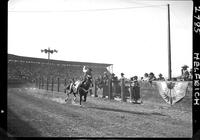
[
  {"x1": 41, "y1": 47, "x2": 58, "y2": 64},
  {"x1": 41, "y1": 47, "x2": 58, "y2": 77}
]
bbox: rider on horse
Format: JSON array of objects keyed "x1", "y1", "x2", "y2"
[
  {"x1": 82, "y1": 65, "x2": 93, "y2": 84},
  {"x1": 67, "y1": 66, "x2": 93, "y2": 94},
  {"x1": 65, "y1": 66, "x2": 93, "y2": 105}
]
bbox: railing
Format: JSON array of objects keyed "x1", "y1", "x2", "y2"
[
  {"x1": 35, "y1": 77, "x2": 192, "y2": 103},
  {"x1": 36, "y1": 77, "x2": 68, "y2": 93}
]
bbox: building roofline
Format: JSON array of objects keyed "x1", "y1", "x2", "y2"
[{"x1": 8, "y1": 54, "x2": 113, "y2": 67}]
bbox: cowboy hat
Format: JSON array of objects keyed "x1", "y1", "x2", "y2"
[
  {"x1": 182, "y1": 65, "x2": 189, "y2": 68},
  {"x1": 133, "y1": 76, "x2": 138, "y2": 80},
  {"x1": 149, "y1": 72, "x2": 154, "y2": 75}
]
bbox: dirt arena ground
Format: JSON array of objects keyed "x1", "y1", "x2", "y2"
[{"x1": 7, "y1": 87, "x2": 192, "y2": 138}]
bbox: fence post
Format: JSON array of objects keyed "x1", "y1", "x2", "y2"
[
  {"x1": 129, "y1": 83, "x2": 133, "y2": 102},
  {"x1": 108, "y1": 78, "x2": 113, "y2": 100},
  {"x1": 94, "y1": 80, "x2": 97, "y2": 97},
  {"x1": 121, "y1": 78, "x2": 125, "y2": 102},
  {"x1": 40, "y1": 77, "x2": 42, "y2": 89},
  {"x1": 64, "y1": 78, "x2": 67, "y2": 86},
  {"x1": 102, "y1": 80, "x2": 107, "y2": 98},
  {"x1": 112, "y1": 80, "x2": 116, "y2": 98},
  {"x1": 47, "y1": 77, "x2": 49, "y2": 91},
  {"x1": 35, "y1": 78, "x2": 38, "y2": 88},
  {"x1": 57, "y1": 77, "x2": 60, "y2": 92},
  {"x1": 52, "y1": 78, "x2": 54, "y2": 92},
  {"x1": 39, "y1": 77, "x2": 41, "y2": 89},
  {"x1": 42, "y1": 77, "x2": 44, "y2": 89},
  {"x1": 64, "y1": 78, "x2": 67, "y2": 93},
  {"x1": 89, "y1": 88, "x2": 92, "y2": 96}
]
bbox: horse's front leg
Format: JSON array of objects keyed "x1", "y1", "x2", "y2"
[
  {"x1": 73, "y1": 92, "x2": 77, "y2": 101},
  {"x1": 77, "y1": 89, "x2": 82, "y2": 106},
  {"x1": 83, "y1": 92, "x2": 87, "y2": 102},
  {"x1": 80, "y1": 94, "x2": 82, "y2": 105},
  {"x1": 65, "y1": 92, "x2": 70, "y2": 102}
]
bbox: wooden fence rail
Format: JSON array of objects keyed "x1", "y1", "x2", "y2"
[{"x1": 35, "y1": 77, "x2": 158, "y2": 102}]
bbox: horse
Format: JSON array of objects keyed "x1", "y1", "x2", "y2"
[{"x1": 65, "y1": 77, "x2": 93, "y2": 105}]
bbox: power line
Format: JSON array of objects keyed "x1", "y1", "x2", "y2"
[
  {"x1": 8, "y1": 4, "x2": 168, "y2": 13},
  {"x1": 125, "y1": 0, "x2": 168, "y2": 10}
]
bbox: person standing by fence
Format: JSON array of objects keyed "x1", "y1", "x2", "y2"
[
  {"x1": 111, "y1": 73, "x2": 118, "y2": 97},
  {"x1": 189, "y1": 68, "x2": 193, "y2": 81},
  {"x1": 120, "y1": 73, "x2": 126, "y2": 101},
  {"x1": 130, "y1": 76, "x2": 141, "y2": 104},
  {"x1": 102, "y1": 71, "x2": 109, "y2": 98},
  {"x1": 149, "y1": 72, "x2": 156, "y2": 86},
  {"x1": 157, "y1": 73, "x2": 165, "y2": 81},
  {"x1": 143, "y1": 73, "x2": 149, "y2": 81},
  {"x1": 181, "y1": 65, "x2": 189, "y2": 81}
]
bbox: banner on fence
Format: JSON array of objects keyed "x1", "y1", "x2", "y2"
[{"x1": 156, "y1": 81, "x2": 189, "y2": 105}]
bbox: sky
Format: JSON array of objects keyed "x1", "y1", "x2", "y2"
[{"x1": 8, "y1": 0, "x2": 193, "y2": 78}]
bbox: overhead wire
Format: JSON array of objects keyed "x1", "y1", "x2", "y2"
[
  {"x1": 8, "y1": 1, "x2": 188, "y2": 30},
  {"x1": 8, "y1": 4, "x2": 168, "y2": 13}
]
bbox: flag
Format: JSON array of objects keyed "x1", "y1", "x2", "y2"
[
  {"x1": 156, "y1": 81, "x2": 189, "y2": 105},
  {"x1": 106, "y1": 65, "x2": 113, "y2": 74}
]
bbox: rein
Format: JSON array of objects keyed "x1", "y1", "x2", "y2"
[
  {"x1": 79, "y1": 80, "x2": 92, "y2": 93},
  {"x1": 79, "y1": 86, "x2": 90, "y2": 92}
]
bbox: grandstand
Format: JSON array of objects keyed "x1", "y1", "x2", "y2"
[{"x1": 8, "y1": 54, "x2": 112, "y2": 82}]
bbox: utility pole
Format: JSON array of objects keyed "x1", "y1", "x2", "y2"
[{"x1": 167, "y1": 4, "x2": 172, "y2": 81}]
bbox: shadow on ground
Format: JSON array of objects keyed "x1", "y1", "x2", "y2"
[
  {"x1": 88, "y1": 106, "x2": 166, "y2": 117},
  {"x1": 7, "y1": 108, "x2": 41, "y2": 137}
]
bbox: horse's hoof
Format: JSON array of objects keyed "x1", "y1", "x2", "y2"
[{"x1": 72, "y1": 101, "x2": 75, "y2": 104}]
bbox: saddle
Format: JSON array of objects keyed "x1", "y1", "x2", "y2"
[{"x1": 71, "y1": 80, "x2": 82, "y2": 93}]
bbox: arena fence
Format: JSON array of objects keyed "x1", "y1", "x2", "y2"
[
  {"x1": 35, "y1": 77, "x2": 157, "y2": 102},
  {"x1": 35, "y1": 77, "x2": 192, "y2": 104}
]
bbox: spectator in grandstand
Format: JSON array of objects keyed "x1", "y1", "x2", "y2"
[
  {"x1": 181, "y1": 65, "x2": 189, "y2": 81},
  {"x1": 157, "y1": 73, "x2": 165, "y2": 81},
  {"x1": 143, "y1": 73, "x2": 149, "y2": 81}
]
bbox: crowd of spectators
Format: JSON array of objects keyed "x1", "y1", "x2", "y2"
[
  {"x1": 8, "y1": 58, "x2": 109, "y2": 83},
  {"x1": 93, "y1": 64, "x2": 193, "y2": 88}
]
